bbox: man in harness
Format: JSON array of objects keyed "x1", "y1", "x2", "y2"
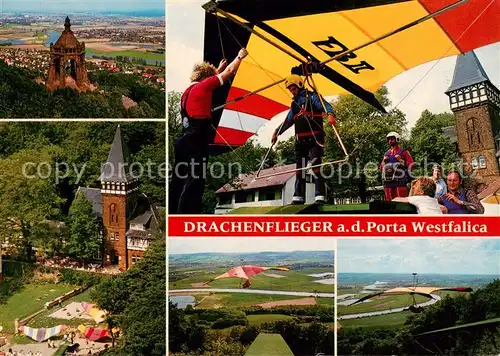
[
  {"x1": 271, "y1": 74, "x2": 337, "y2": 205},
  {"x1": 169, "y1": 48, "x2": 248, "y2": 214},
  {"x1": 380, "y1": 132, "x2": 414, "y2": 201}
]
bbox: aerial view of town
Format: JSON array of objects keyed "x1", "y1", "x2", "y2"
[{"x1": 0, "y1": 1, "x2": 165, "y2": 118}]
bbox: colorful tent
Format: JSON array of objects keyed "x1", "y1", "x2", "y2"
[
  {"x1": 19, "y1": 325, "x2": 66, "y2": 342},
  {"x1": 81, "y1": 302, "x2": 106, "y2": 323},
  {"x1": 350, "y1": 286, "x2": 472, "y2": 305},
  {"x1": 203, "y1": 0, "x2": 499, "y2": 148},
  {"x1": 78, "y1": 325, "x2": 110, "y2": 341}
]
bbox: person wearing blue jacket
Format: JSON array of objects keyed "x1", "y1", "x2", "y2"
[{"x1": 272, "y1": 74, "x2": 336, "y2": 205}]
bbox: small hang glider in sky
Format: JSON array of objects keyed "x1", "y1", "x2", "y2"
[{"x1": 207, "y1": 265, "x2": 290, "y2": 288}]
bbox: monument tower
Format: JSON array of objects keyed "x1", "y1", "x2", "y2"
[{"x1": 46, "y1": 17, "x2": 91, "y2": 92}]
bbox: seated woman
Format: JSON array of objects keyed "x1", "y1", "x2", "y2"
[{"x1": 393, "y1": 177, "x2": 444, "y2": 215}]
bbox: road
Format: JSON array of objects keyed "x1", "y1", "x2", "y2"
[
  {"x1": 169, "y1": 288, "x2": 334, "y2": 298},
  {"x1": 338, "y1": 294, "x2": 441, "y2": 320}
]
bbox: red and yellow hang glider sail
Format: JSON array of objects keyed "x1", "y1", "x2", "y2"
[
  {"x1": 208, "y1": 265, "x2": 289, "y2": 287},
  {"x1": 350, "y1": 286, "x2": 473, "y2": 305},
  {"x1": 203, "y1": 0, "x2": 499, "y2": 148}
]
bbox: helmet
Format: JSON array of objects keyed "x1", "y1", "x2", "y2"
[
  {"x1": 386, "y1": 132, "x2": 401, "y2": 142},
  {"x1": 285, "y1": 74, "x2": 304, "y2": 89}
]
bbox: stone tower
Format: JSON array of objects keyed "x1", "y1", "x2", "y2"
[
  {"x1": 445, "y1": 51, "x2": 500, "y2": 189},
  {"x1": 47, "y1": 17, "x2": 91, "y2": 92},
  {"x1": 99, "y1": 126, "x2": 139, "y2": 271}
]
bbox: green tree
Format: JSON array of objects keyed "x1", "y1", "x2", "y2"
[
  {"x1": 91, "y1": 277, "x2": 129, "y2": 347},
  {"x1": 324, "y1": 86, "x2": 408, "y2": 202},
  {"x1": 67, "y1": 192, "x2": 100, "y2": 263},
  {"x1": 0, "y1": 147, "x2": 64, "y2": 260},
  {"x1": 409, "y1": 109, "x2": 457, "y2": 174}
]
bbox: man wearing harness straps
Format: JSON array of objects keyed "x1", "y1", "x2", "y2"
[
  {"x1": 438, "y1": 170, "x2": 484, "y2": 214},
  {"x1": 271, "y1": 74, "x2": 337, "y2": 205},
  {"x1": 169, "y1": 48, "x2": 248, "y2": 214},
  {"x1": 380, "y1": 132, "x2": 414, "y2": 201}
]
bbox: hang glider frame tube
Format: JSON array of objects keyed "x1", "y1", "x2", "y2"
[
  {"x1": 203, "y1": 0, "x2": 307, "y2": 64},
  {"x1": 208, "y1": 0, "x2": 468, "y2": 112}
]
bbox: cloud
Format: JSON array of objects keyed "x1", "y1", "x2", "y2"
[
  {"x1": 169, "y1": 237, "x2": 336, "y2": 254},
  {"x1": 338, "y1": 239, "x2": 499, "y2": 275}
]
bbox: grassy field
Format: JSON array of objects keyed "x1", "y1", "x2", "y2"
[
  {"x1": 337, "y1": 294, "x2": 429, "y2": 315},
  {"x1": 245, "y1": 333, "x2": 294, "y2": 356},
  {"x1": 0, "y1": 284, "x2": 76, "y2": 333},
  {"x1": 247, "y1": 314, "x2": 295, "y2": 325},
  {"x1": 196, "y1": 293, "x2": 313, "y2": 309},
  {"x1": 340, "y1": 311, "x2": 412, "y2": 329},
  {"x1": 170, "y1": 269, "x2": 334, "y2": 293},
  {"x1": 86, "y1": 49, "x2": 165, "y2": 62},
  {"x1": 27, "y1": 288, "x2": 94, "y2": 329}
]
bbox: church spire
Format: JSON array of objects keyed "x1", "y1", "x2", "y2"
[
  {"x1": 445, "y1": 51, "x2": 499, "y2": 111},
  {"x1": 446, "y1": 51, "x2": 490, "y2": 93},
  {"x1": 99, "y1": 125, "x2": 130, "y2": 183}
]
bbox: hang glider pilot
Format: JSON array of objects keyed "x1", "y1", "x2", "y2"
[
  {"x1": 271, "y1": 74, "x2": 337, "y2": 205},
  {"x1": 380, "y1": 132, "x2": 414, "y2": 201},
  {"x1": 169, "y1": 48, "x2": 249, "y2": 214}
]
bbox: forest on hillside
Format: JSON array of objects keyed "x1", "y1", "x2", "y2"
[{"x1": 0, "y1": 62, "x2": 165, "y2": 118}]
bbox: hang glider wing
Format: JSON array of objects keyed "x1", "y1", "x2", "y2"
[
  {"x1": 415, "y1": 317, "x2": 500, "y2": 336},
  {"x1": 203, "y1": 0, "x2": 499, "y2": 148},
  {"x1": 210, "y1": 265, "x2": 289, "y2": 282},
  {"x1": 350, "y1": 286, "x2": 472, "y2": 305}
]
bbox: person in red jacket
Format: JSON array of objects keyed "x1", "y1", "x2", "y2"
[
  {"x1": 169, "y1": 48, "x2": 248, "y2": 214},
  {"x1": 379, "y1": 132, "x2": 414, "y2": 201}
]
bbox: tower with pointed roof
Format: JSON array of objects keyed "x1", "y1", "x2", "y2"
[
  {"x1": 47, "y1": 17, "x2": 91, "y2": 92},
  {"x1": 445, "y1": 51, "x2": 500, "y2": 189},
  {"x1": 99, "y1": 125, "x2": 139, "y2": 270}
]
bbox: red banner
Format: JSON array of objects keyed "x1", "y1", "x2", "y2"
[{"x1": 169, "y1": 216, "x2": 500, "y2": 237}]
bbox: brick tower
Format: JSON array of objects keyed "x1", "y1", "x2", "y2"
[
  {"x1": 99, "y1": 125, "x2": 139, "y2": 270},
  {"x1": 445, "y1": 51, "x2": 500, "y2": 190},
  {"x1": 47, "y1": 17, "x2": 92, "y2": 92}
]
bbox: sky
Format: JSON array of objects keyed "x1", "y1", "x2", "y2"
[
  {"x1": 167, "y1": 0, "x2": 499, "y2": 146},
  {"x1": 0, "y1": 0, "x2": 165, "y2": 12},
  {"x1": 169, "y1": 237, "x2": 335, "y2": 254},
  {"x1": 339, "y1": 239, "x2": 500, "y2": 275}
]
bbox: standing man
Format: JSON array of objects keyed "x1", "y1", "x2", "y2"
[
  {"x1": 431, "y1": 164, "x2": 447, "y2": 199},
  {"x1": 169, "y1": 48, "x2": 249, "y2": 214},
  {"x1": 438, "y1": 170, "x2": 484, "y2": 214},
  {"x1": 380, "y1": 132, "x2": 414, "y2": 201},
  {"x1": 271, "y1": 74, "x2": 336, "y2": 205}
]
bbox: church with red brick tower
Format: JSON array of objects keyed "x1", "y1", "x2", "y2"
[
  {"x1": 77, "y1": 126, "x2": 163, "y2": 271},
  {"x1": 444, "y1": 51, "x2": 500, "y2": 192}
]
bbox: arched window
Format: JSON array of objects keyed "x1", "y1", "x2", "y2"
[
  {"x1": 466, "y1": 118, "x2": 481, "y2": 150},
  {"x1": 109, "y1": 204, "x2": 118, "y2": 225}
]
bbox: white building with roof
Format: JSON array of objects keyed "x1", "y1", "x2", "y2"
[{"x1": 214, "y1": 164, "x2": 321, "y2": 214}]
